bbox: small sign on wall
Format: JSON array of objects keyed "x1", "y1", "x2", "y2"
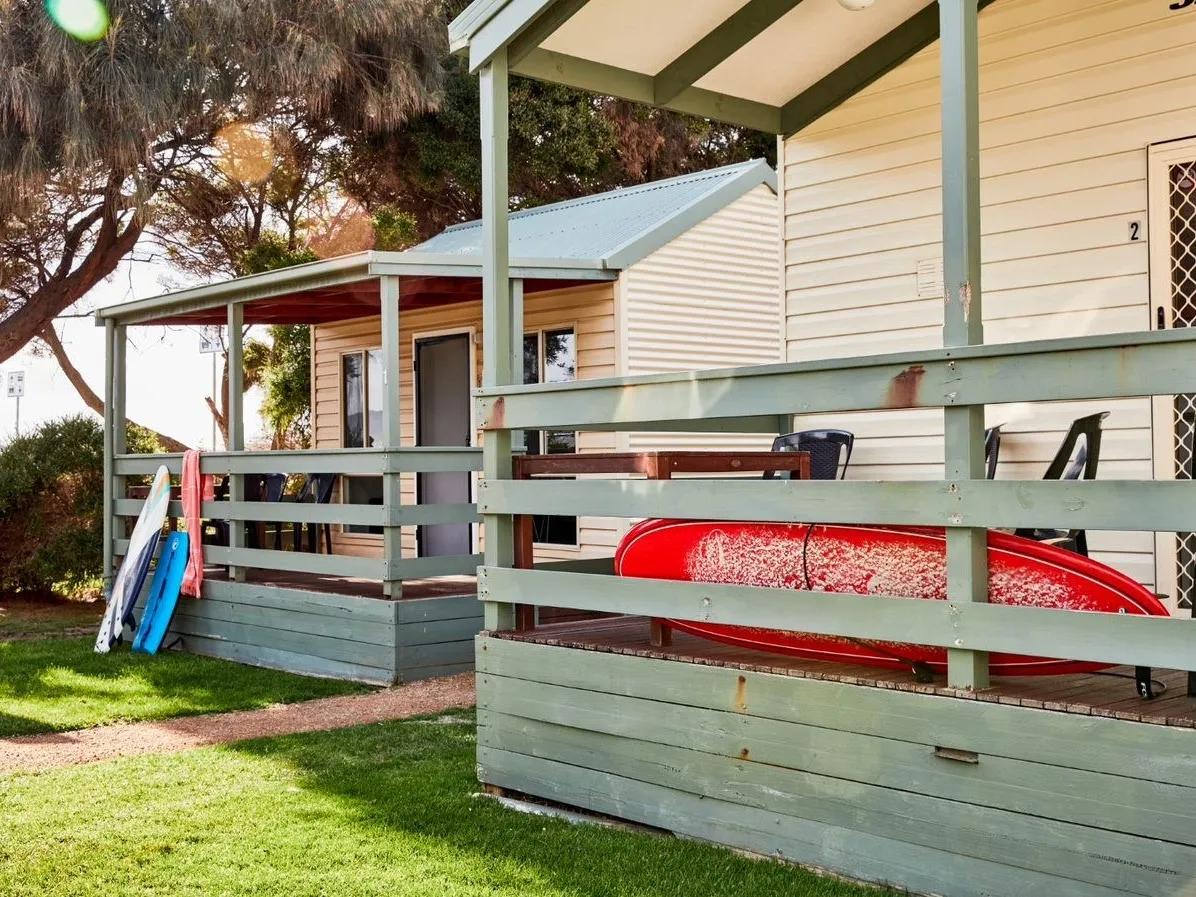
[
  {"x1": 915, "y1": 258, "x2": 944, "y2": 299},
  {"x1": 1128, "y1": 220, "x2": 1144, "y2": 242}
]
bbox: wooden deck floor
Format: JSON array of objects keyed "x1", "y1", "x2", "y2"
[
  {"x1": 203, "y1": 567, "x2": 477, "y2": 600},
  {"x1": 499, "y1": 615, "x2": 1196, "y2": 729}
]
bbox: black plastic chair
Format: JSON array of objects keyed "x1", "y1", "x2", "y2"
[
  {"x1": 765, "y1": 429, "x2": 855, "y2": 480},
  {"x1": 292, "y1": 473, "x2": 338, "y2": 554},
  {"x1": 1013, "y1": 412, "x2": 1109, "y2": 556}
]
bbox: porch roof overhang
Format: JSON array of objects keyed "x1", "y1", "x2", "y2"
[
  {"x1": 93, "y1": 250, "x2": 614, "y2": 327},
  {"x1": 451, "y1": 0, "x2": 996, "y2": 137}
]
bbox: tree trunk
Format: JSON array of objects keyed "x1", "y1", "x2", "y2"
[
  {"x1": 205, "y1": 348, "x2": 232, "y2": 449},
  {"x1": 38, "y1": 325, "x2": 191, "y2": 453}
]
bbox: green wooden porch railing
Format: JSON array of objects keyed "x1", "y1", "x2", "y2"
[
  {"x1": 474, "y1": 326, "x2": 1196, "y2": 676},
  {"x1": 110, "y1": 447, "x2": 484, "y2": 590}
]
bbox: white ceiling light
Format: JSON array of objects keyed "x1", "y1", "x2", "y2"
[{"x1": 837, "y1": 0, "x2": 876, "y2": 9}]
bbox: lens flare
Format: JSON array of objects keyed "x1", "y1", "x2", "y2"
[
  {"x1": 46, "y1": 0, "x2": 110, "y2": 41},
  {"x1": 213, "y1": 122, "x2": 275, "y2": 184}
]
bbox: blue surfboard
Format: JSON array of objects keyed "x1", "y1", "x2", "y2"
[{"x1": 133, "y1": 531, "x2": 189, "y2": 655}]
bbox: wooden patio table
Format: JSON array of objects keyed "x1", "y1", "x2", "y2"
[{"x1": 510, "y1": 450, "x2": 812, "y2": 636}]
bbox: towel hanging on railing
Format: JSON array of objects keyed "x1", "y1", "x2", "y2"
[{"x1": 180, "y1": 449, "x2": 214, "y2": 598}]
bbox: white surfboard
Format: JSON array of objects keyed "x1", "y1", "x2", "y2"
[{"x1": 96, "y1": 465, "x2": 172, "y2": 653}]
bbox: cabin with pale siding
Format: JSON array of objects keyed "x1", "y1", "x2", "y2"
[
  {"x1": 447, "y1": 1, "x2": 1196, "y2": 895},
  {"x1": 782, "y1": 0, "x2": 1194, "y2": 607},
  {"x1": 311, "y1": 159, "x2": 781, "y2": 564}
]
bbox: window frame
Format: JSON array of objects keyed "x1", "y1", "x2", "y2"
[
  {"x1": 523, "y1": 326, "x2": 580, "y2": 549},
  {"x1": 340, "y1": 346, "x2": 385, "y2": 538}
]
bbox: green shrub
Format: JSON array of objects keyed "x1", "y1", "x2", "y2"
[{"x1": 0, "y1": 415, "x2": 106, "y2": 598}]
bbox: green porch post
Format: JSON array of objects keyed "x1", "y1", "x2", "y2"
[
  {"x1": 227, "y1": 303, "x2": 246, "y2": 582},
  {"x1": 940, "y1": 0, "x2": 988, "y2": 690},
  {"x1": 102, "y1": 320, "x2": 127, "y2": 595},
  {"x1": 511, "y1": 278, "x2": 525, "y2": 454},
  {"x1": 380, "y1": 275, "x2": 403, "y2": 598},
  {"x1": 480, "y1": 48, "x2": 517, "y2": 632}
]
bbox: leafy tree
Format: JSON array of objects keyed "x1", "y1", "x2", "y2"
[
  {"x1": 342, "y1": 2, "x2": 776, "y2": 238},
  {"x1": 0, "y1": 0, "x2": 446, "y2": 365}
]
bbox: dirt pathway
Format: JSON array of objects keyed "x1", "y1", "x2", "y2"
[{"x1": 0, "y1": 672, "x2": 476, "y2": 775}]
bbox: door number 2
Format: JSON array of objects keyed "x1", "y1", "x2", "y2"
[{"x1": 1129, "y1": 221, "x2": 1142, "y2": 242}]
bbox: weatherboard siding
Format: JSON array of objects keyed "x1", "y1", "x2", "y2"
[
  {"x1": 621, "y1": 184, "x2": 783, "y2": 459},
  {"x1": 780, "y1": 0, "x2": 1183, "y2": 589},
  {"x1": 133, "y1": 581, "x2": 400, "y2": 685},
  {"x1": 311, "y1": 283, "x2": 618, "y2": 562}
]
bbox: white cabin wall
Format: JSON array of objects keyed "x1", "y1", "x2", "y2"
[
  {"x1": 782, "y1": 0, "x2": 1191, "y2": 587},
  {"x1": 623, "y1": 183, "x2": 784, "y2": 455}
]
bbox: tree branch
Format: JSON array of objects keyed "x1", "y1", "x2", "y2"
[
  {"x1": 0, "y1": 197, "x2": 144, "y2": 365},
  {"x1": 38, "y1": 325, "x2": 191, "y2": 453}
]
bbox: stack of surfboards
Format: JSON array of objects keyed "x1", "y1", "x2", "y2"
[{"x1": 95, "y1": 465, "x2": 191, "y2": 655}]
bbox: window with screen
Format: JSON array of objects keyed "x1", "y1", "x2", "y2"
[
  {"x1": 523, "y1": 328, "x2": 578, "y2": 546},
  {"x1": 342, "y1": 348, "x2": 384, "y2": 534}
]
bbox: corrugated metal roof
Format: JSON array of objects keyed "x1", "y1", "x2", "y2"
[{"x1": 412, "y1": 158, "x2": 775, "y2": 269}]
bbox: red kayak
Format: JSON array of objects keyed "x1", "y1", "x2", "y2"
[{"x1": 614, "y1": 519, "x2": 1170, "y2": 676}]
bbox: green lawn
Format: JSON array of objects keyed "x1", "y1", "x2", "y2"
[
  {"x1": 0, "y1": 711, "x2": 888, "y2": 897},
  {"x1": 0, "y1": 637, "x2": 370, "y2": 737}
]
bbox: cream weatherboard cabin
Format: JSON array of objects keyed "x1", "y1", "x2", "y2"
[
  {"x1": 448, "y1": 1, "x2": 1196, "y2": 895},
  {"x1": 781, "y1": 0, "x2": 1196, "y2": 610},
  {"x1": 94, "y1": 158, "x2": 780, "y2": 685}
]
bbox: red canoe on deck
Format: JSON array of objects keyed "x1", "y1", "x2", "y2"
[{"x1": 613, "y1": 519, "x2": 1170, "y2": 676}]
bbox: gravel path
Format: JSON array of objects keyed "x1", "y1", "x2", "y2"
[{"x1": 0, "y1": 672, "x2": 476, "y2": 775}]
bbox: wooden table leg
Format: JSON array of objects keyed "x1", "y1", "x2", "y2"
[
  {"x1": 647, "y1": 457, "x2": 672, "y2": 647},
  {"x1": 650, "y1": 618, "x2": 672, "y2": 648}
]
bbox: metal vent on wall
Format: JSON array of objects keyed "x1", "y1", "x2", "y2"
[{"x1": 1169, "y1": 160, "x2": 1196, "y2": 610}]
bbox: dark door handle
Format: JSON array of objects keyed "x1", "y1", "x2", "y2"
[{"x1": 1158, "y1": 306, "x2": 1167, "y2": 330}]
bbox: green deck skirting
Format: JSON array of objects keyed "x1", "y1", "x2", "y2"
[
  {"x1": 131, "y1": 581, "x2": 483, "y2": 685},
  {"x1": 476, "y1": 635, "x2": 1196, "y2": 897}
]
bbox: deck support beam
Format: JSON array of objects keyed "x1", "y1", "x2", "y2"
[
  {"x1": 381, "y1": 275, "x2": 403, "y2": 598},
  {"x1": 479, "y1": 49, "x2": 518, "y2": 632},
  {"x1": 227, "y1": 303, "x2": 246, "y2": 582},
  {"x1": 655, "y1": 0, "x2": 807, "y2": 106},
  {"x1": 939, "y1": 0, "x2": 988, "y2": 691},
  {"x1": 102, "y1": 320, "x2": 127, "y2": 595}
]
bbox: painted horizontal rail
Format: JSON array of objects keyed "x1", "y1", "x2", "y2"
[
  {"x1": 113, "y1": 499, "x2": 479, "y2": 527},
  {"x1": 113, "y1": 499, "x2": 387, "y2": 527},
  {"x1": 117, "y1": 539, "x2": 385, "y2": 579},
  {"x1": 113, "y1": 447, "x2": 483, "y2": 477},
  {"x1": 476, "y1": 327, "x2": 1196, "y2": 431},
  {"x1": 398, "y1": 503, "x2": 483, "y2": 526},
  {"x1": 395, "y1": 553, "x2": 484, "y2": 580},
  {"x1": 478, "y1": 567, "x2": 1196, "y2": 671},
  {"x1": 478, "y1": 478, "x2": 1196, "y2": 533}
]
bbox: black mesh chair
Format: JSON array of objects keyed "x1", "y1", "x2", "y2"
[
  {"x1": 1013, "y1": 411, "x2": 1109, "y2": 556},
  {"x1": 765, "y1": 429, "x2": 855, "y2": 480},
  {"x1": 292, "y1": 473, "x2": 338, "y2": 554},
  {"x1": 246, "y1": 473, "x2": 287, "y2": 550}
]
